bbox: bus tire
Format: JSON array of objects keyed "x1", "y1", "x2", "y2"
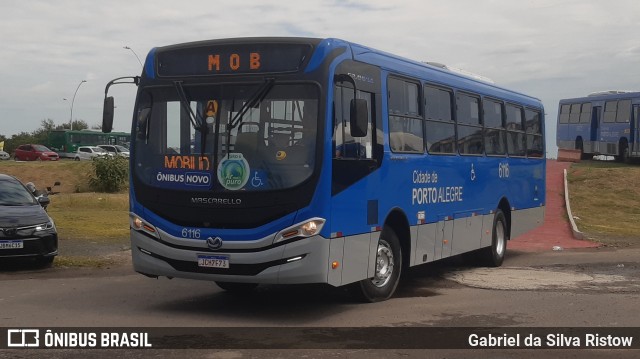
[
  {"x1": 215, "y1": 281, "x2": 258, "y2": 293},
  {"x1": 349, "y1": 229, "x2": 402, "y2": 302},
  {"x1": 617, "y1": 141, "x2": 629, "y2": 163},
  {"x1": 482, "y1": 210, "x2": 508, "y2": 267},
  {"x1": 576, "y1": 138, "x2": 590, "y2": 160}
]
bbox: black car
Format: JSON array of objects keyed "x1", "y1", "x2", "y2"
[{"x1": 0, "y1": 174, "x2": 57, "y2": 266}]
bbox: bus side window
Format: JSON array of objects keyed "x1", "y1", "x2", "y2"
[
  {"x1": 482, "y1": 98, "x2": 506, "y2": 156},
  {"x1": 456, "y1": 92, "x2": 483, "y2": 155},
  {"x1": 505, "y1": 103, "x2": 526, "y2": 156},
  {"x1": 387, "y1": 78, "x2": 423, "y2": 153},
  {"x1": 525, "y1": 108, "x2": 544, "y2": 158},
  {"x1": 424, "y1": 85, "x2": 456, "y2": 154}
]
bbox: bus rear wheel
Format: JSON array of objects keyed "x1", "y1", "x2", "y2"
[
  {"x1": 349, "y1": 229, "x2": 402, "y2": 302},
  {"x1": 616, "y1": 142, "x2": 629, "y2": 163},
  {"x1": 481, "y1": 210, "x2": 508, "y2": 267}
]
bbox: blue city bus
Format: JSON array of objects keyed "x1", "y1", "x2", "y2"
[
  {"x1": 557, "y1": 91, "x2": 640, "y2": 161},
  {"x1": 102, "y1": 38, "x2": 545, "y2": 302}
]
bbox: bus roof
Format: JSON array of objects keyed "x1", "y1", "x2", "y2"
[
  {"x1": 559, "y1": 91, "x2": 640, "y2": 104},
  {"x1": 146, "y1": 37, "x2": 542, "y2": 109},
  {"x1": 342, "y1": 39, "x2": 542, "y2": 108}
]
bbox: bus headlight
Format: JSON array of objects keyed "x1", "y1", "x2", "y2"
[
  {"x1": 130, "y1": 213, "x2": 159, "y2": 239},
  {"x1": 274, "y1": 218, "x2": 326, "y2": 243},
  {"x1": 301, "y1": 221, "x2": 319, "y2": 236}
]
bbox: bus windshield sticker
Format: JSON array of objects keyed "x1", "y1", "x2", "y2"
[
  {"x1": 206, "y1": 100, "x2": 219, "y2": 117},
  {"x1": 217, "y1": 153, "x2": 250, "y2": 190},
  {"x1": 154, "y1": 170, "x2": 212, "y2": 189},
  {"x1": 276, "y1": 150, "x2": 287, "y2": 161}
]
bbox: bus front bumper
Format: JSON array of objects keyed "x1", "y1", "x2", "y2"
[{"x1": 130, "y1": 229, "x2": 335, "y2": 285}]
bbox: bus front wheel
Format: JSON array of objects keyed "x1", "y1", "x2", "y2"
[
  {"x1": 349, "y1": 229, "x2": 402, "y2": 302},
  {"x1": 481, "y1": 209, "x2": 508, "y2": 267}
]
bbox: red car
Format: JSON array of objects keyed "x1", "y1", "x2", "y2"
[{"x1": 13, "y1": 144, "x2": 59, "y2": 161}]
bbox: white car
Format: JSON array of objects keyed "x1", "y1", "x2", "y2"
[
  {"x1": 97, "y1": 144, "x2": 130, "y2": 158},
  {"x1": 0, "y1": 150, "x2": 10, "y2": 160},
  {"x1": 74, "y1": 146, "x2": 110, "y2": 161}
]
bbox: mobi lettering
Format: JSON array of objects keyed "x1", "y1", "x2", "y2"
[{"x1": 164, "y1": 155, "x2": 210, "y2": 170}]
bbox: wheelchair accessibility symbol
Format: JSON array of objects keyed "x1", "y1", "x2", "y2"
[
  {"x1": 251, "y1": 172, "x2": 264, "y2": 187},
  {"x1": 470, "y1": 164, "x2": 476, "y2": 181}
]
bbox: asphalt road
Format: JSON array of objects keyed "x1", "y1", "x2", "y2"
[{"x1": 1, "y1": 245, "x2": 639, "y2": 358}]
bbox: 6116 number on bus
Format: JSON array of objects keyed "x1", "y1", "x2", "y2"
[{"x1": 181, "y1": 228, "x2": 201, "y2": 239}]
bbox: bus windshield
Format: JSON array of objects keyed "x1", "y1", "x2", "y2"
[{"x1": 134, "y1": 82, "x2": 319, "y2": 192}]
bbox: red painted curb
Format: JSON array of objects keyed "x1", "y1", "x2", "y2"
[{"x1": 509, "y1": 160, "x2": 600, "y2": 252}]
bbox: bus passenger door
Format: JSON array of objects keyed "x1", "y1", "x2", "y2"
[
  {"x1": 591, "y1": 106, "x2": 601, "y2": 153},
  {"x1": 330, "y1": 83, "x2": 379, "y2": 284}
]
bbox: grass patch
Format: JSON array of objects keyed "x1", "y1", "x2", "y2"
[
  {"x1": 48, "y1": 193, "x2": 129, "y2": 242},
  {"x1": 0, "y1": 160, "x2": 95, "y2": 193},
  {"x1": 54, "y1": 256, "x2": 117, "y2": 268},
  {"x1": 568, "y1": 161, "x2": 640, "y2": 242}
]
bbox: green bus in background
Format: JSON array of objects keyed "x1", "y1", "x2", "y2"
[{"x1": 47, "y1": 130, "x2": 130, "y2": 158}]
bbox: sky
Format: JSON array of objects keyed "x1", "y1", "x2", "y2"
[{"x1": 1, "y1": 0, "x2": 640, "y2": 157}]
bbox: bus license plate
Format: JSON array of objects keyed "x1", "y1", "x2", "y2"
[
  {"x1": 0, "y1": 240, "x2": 24, "y2": 249},
  {"x1": 197, "y1": 255, "x2": 229, "y2": 269}
]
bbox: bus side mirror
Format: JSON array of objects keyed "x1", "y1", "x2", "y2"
[
  {"x1": 102, "y1": 96, "x2": 114, "y2": 133},
  {"x1": 137, "y1": 107, "x2": 152, "y2": 140},
  {"x1": 350, "y1": 99, "x2": 368, "y2": 137}
]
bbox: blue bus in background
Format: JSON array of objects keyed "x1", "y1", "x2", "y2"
[
  {"x1": 102, "y1": 38, "x2": 545, "y2": 302},
  {"x1": 557, "y1": 91, "x2": 640, "y2": 161}
]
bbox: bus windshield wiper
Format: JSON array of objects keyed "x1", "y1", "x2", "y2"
[
  {"x1": 173, "y1": 81, "x2": 209, "y2": 154},
  {"x1": 221, "y1": 78, "x2": 275, "y2": 159},
  {"x1": 228, "y1": 78, "x2": 275, "y2": 132}
]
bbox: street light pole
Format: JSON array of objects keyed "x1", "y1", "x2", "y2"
[
  {"x1": 69, "y1": 80, "x2": 87, "y2": 131},
  {"x1": 123, "y1": 46, "x2": 143, "y2": 68}
]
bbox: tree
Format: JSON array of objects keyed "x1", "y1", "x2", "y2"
[
  {"x1": 41, "y1": 119, "x2": 56, "y2": 132},
  {"x1": 73, "y1": 120, "x2": 89, "y2": 131},
  {"x1": 4, "y1": 131, "x2": 33, "y2": 154},
  {"x1": 2, "y1": 118, "x2": 91, "y2": 154}
]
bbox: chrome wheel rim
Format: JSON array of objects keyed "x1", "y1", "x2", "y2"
[
  {"x1": 371, "y1": 239, "x2": 394, "y2": 288},
  {"x1": 495, "y1": 220, "x2": 505, "y2": 257}
]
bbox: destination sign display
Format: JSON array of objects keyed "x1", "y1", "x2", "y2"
[{"x1": 156, "y1": 43, "x2": 313, "y2": 77}]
